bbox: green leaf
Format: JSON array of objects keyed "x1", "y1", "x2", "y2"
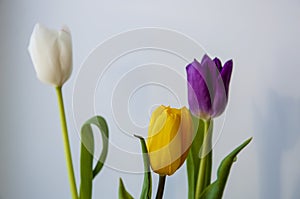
[
  {"x1": 79, "y1": 124, "x2": 93, "y2": 199},
  {"x1": 79, "y1": 116, "x2": 109, "y2": 199},
  {"x1": 186, "y1": 117, "x2": 206, "y2": 199},
  {"x1": 119, "y1": 178, "x2": 134, "y2": 199},
  {"x1": 199, "y1": 138, "x2": 252, "y2": 199},
  {"x1": 134, "y1": 135, "x2": 152, "y2": 199},
  {"x1": 91, "y1": 116, "x2": 109, "y2": 178}
]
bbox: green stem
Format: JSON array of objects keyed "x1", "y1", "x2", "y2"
[
  {"x1": 195, "y1": 119, "x2": 212, "y2": 199},
  {"x1": 204, "y1": 120, "x2": 213, "y2": 187},
  {"x1": 155, "y1": 175, "x2": 166, "y2": 199},
  {"x1": 56, "y1": 86, "x2": 78, "y2": 199},
  {"x1": 205, "y1": 149, "x2": 212, "y2": 187}
]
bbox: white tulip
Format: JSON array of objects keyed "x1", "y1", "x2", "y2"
[{"x1": 28, "y1": 23, "x2": 72, "y2": 87}]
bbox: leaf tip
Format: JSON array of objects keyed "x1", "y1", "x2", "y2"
[{"x1": 245, "y1": 137, "x2": 253, "y2": 145}]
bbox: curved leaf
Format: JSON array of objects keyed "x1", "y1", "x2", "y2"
[
  {"x1": 91, "y1": 116, "x2": 109, "y2": 178},
  {"x1": 199, "y1": 138, "x2": 252, "y2": 199},
  {"x1": 79, "y1": 116, "x2": 109, "y2": 199},
  {"x1": 134, "y1": 135, "x2": 152, "y2": 199},
  {"x1": 79, "y1": 124, "x2": 93, "y2": 199}
]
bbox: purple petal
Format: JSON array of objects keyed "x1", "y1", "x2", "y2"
[
  {"x1": 221, "y1": 59, "x2": 233, "y2": 95},
  {"x1": 213, "y1": 57, "x2": 222, "y2": 72},
  {"x1": 186, "y1": 60, "x2": 212, "y2": 117},
  {"x1": 200, "y1": 54, "x2": 212, "y2": 65},
  {"x1": 211, "y1": 59, "x2": 233, "y2": 117},
  {"x1": 201, "y1": 55, "x2": 220, "y2": 102},
  {"x1": 211, "y1": 76, "x2": 228, "y2": 117}
]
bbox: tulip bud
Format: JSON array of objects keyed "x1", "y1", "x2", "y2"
[
  {"x1": 147, "y1": 105, "x2": 193, "y2": 176},
  {"x1": 28, "y1": 23, "x2": 72, "y2": 87},
  {"x1": 186, "y1": 54, "x2": 233, "y2": 119}
]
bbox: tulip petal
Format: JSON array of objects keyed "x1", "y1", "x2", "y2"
[
  {"x1": 167, "y1": 114, "x2": 182, "y2": 175},
  {"x1": 148, "y1": 105, "x2": 166, "y2": 138},
  {"x1": 28, "y1": 24, "x2": 58, "y2": 85},
  {"x1": 221, "y1": 60, "x2": 233, "y2": 96},
  {"x1": 212, "y1": 60, "x2": 233, "y2": 117},
  {"x1": 179, "y1": 107, "x2": 194, "y2": 162},
  {"x1": 213, "y1": 57, "x2": 222, "y2": 72},
  {"x1": 211, "y1": 76, "x2": 228, "y2": 117},
  {"x1": 200, "y1": 54, "x2": 212, "y2": 65},
  {"x1": 148, "y1": 110, "x2": 181, "y2": 175},
  {"x1": 199, "y1": 55, "x2": 220, "y2": 114},
  {"x1": 203, "y1": 55, "x2": 221, "y2": 88},
  {"x1": 58, "y1": 27, "x2": 72, "y2": 85},
  {"x1": 147, "y1": 106, "x2": 193, "y2": 176},
  {"x1": 180, "y1": 107, "x2": 194, "y2": 150},
  {"x1": 186, "y1": 60, "x2": 211, "y2": 118},
  {"x1": 28, "y1": 23, "x2": 72, "y2": 86}
]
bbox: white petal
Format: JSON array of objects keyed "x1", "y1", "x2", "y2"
[
  {"x1": 28, "y1": 23, "x2": 72, "y2": 86},
  {"x1": 58, "y1": 26, "x2": 72, "y2": 85}
]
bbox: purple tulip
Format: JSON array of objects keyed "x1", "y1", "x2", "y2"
[{"x1": 186, "y1": 54, "x2": 233, "y2": 119}]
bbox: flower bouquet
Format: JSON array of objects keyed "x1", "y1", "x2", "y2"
[{"x1": 28, "y1": 23, "x2": 251, "y2": 199}]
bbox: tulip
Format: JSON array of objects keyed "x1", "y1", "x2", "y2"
[
  {"x1": 186, "y1": 54, "x2": 233, "y2": 119},
  {"x1": 147, "y1": 105, "x2": 193, "y2": 176},
  {"x1": 28, "y1": 24, "x2": 77, "y2": 199},
  {"x1": 28, "y1": 23, "x2": 72, "y2": 87}
]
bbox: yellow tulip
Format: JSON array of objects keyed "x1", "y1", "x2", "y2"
[{"x1": 147, "y1": 105, "x2": 193, "y2": 176}]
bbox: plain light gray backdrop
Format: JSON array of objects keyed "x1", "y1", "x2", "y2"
[{"x1": 1, "y1": 0, "x2": 300, "y2": 198}]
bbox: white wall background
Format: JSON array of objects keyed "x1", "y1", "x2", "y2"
[{"x1": 1, "y1": 0, "x2": 300, "y2": 198}]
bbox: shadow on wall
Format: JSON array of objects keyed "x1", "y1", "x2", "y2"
[{"x1": 254, "y1": 90, "x2": 300, "y2": 199}]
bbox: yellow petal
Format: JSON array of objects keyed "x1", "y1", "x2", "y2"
[{"x1": 147, "y1": 106, "x2": 193, "y2": 176}]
